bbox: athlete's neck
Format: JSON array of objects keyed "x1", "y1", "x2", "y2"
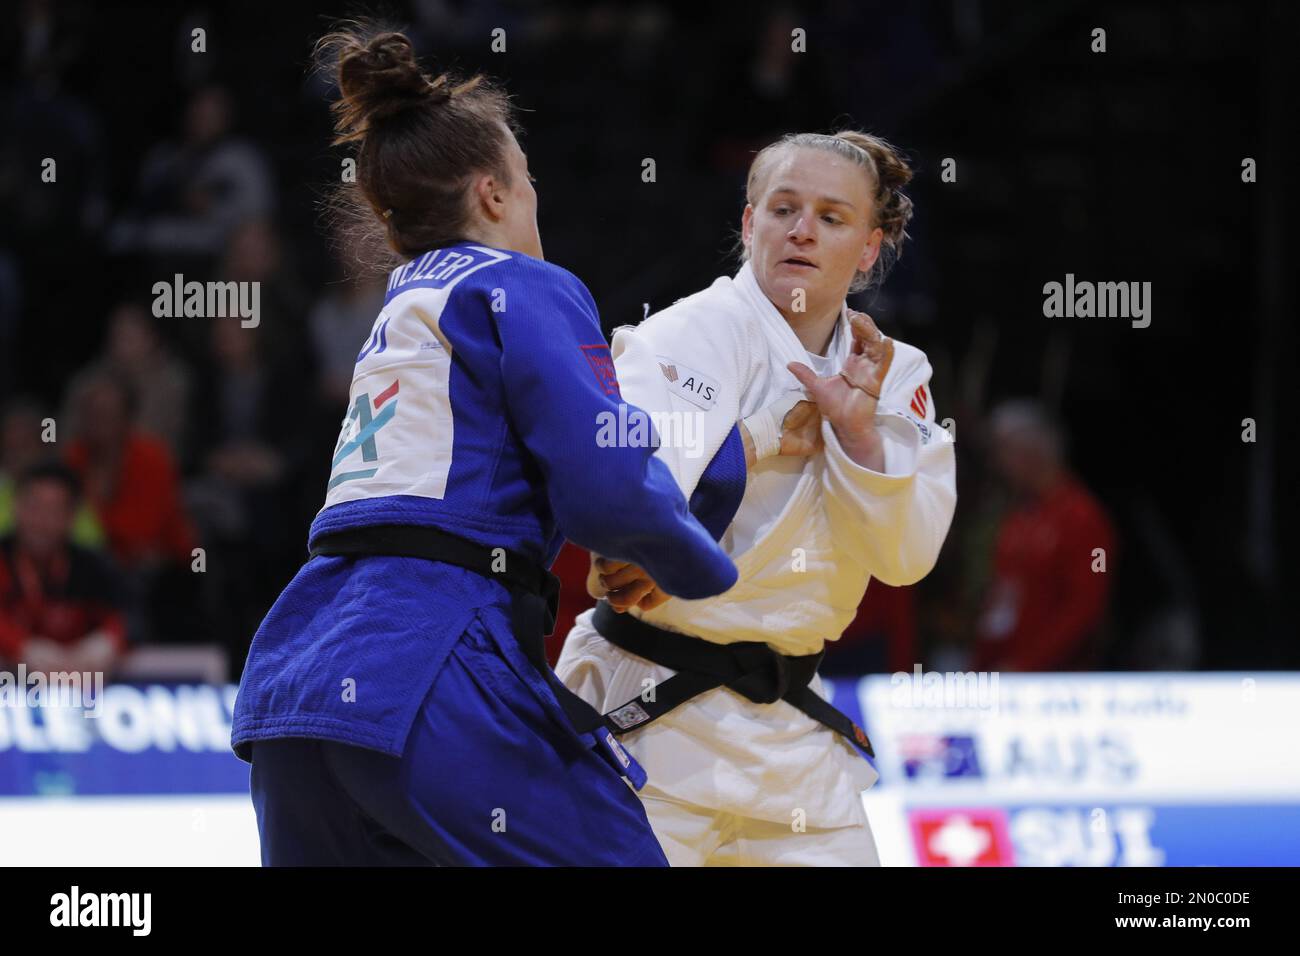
[
  {"x1": 780, "y1": 301, "x2": 841, "y2": 356},
  {"x1": 459, "y1": 223, "x2": 543, "y2": 260}
]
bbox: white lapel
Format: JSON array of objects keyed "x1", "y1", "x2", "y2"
[
  {"x1": 734, "y1": 262, "x2": 857, "y2": 376},
  {"x1": 733, "y1": 262, "x2": 807, "y2": 369}
]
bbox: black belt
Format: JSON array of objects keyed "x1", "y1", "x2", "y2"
[
  {"x1": 308, "y1": 525, "x2": 611, "y2": 741},
  {"x1": 591, "y1": 600, "x2": 875, "y2": 759}
]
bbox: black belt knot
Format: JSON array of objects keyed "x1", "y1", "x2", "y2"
[
  {"x1": 591, "y1": 600, "x2": 874, "y2": 759},
  {"x1": 726, "y1": 642, "x2": 792, "y2": 704}
]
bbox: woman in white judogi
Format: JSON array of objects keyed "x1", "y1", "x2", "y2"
[{"x1": 556, "y1": 131, "x2": 957, "y2": 866}]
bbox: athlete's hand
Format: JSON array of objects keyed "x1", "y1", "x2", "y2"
[
  {"x1": 741, "y1": 394, "x2": 823, "y2": 466},
  {"x1": 588, "y1": 554, "x2": 671, "y2": 612},
  {"x1": 778, "y1": 399, "x2": 823, "y2": 456},
  {"x1": 787, "y1": 310, "x2": 893, "y2": 469}
]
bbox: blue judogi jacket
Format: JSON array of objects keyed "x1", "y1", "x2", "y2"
[{"x1": 231, "y1": 243, "x2": 744, "y2": 761}]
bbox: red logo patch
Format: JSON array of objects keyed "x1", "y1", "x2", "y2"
[
  {"x1": 910, "y1": 384, "x2": 929, "y2": 418},
  {"x1": 373, "y1": 379, "x2": 400, "y2": 409},
  {"x1": 581, "y1": 344, "x2": 621, "y2": 397}
]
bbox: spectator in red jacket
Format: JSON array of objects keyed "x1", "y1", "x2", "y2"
[
  {"x1": 63, "y1": 368, "x2": 197, "y2": 571},
  {"x1": 0, "y1": 461, "x2": 128, "y2": 674},
  {"x1": 972, "y1": 401, "x2": 1117, "y2": 672}
]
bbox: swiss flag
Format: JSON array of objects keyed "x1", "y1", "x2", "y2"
[
  {"x1": 910, "y1": 384, "x2": 929, "y2": 418},
  {"x1": 910, "y1": 808, "x2": 1014, "y2": 867}
]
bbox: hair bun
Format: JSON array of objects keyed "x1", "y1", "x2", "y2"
[{"x1": 326, "y1": 30, "x2": 445, "y2": 141}]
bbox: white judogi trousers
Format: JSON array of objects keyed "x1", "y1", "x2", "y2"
[
  {"x1": 642, "y1": 792, "x2": 881, "y2": 867},
  {"x1": 557, "y1": 612, "x2": 882, "y2": 867}
]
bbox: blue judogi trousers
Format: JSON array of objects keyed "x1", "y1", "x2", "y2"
[{"x1": 248, "y1": 609, "x2": 668, "y2": 867}]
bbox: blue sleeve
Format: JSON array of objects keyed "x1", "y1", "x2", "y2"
[
  {"x1": 688, "y1": 424, "x2": 747, "y2": 541},
  {"x1": 494, "y1": 262, "x2": 737, "y2": 600}
]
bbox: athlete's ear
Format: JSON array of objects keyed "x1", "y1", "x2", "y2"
[
  {"x1": 474, "y1": 172, "x2": 507, "y2": 223},
  {"x1": 858, "y1": 226, "x2": 883, "y2": 275},
  {"x1": 740, "y1": 204, "x2": 755, "y2": 251}
]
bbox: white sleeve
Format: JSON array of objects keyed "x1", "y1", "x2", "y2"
[
  {"x1": 610, "y1": 306, "x2": 750, "y2": 500},
  {"x1": 819, "y1": 345, "x2": 957, "y2": 586}
]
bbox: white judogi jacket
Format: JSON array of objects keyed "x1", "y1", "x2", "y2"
[{"x1": 557, "y1": 261, "x2": 957, "y2": 827}]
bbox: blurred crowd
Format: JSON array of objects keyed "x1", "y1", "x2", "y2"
[
  {"x1": 2, "y1": 5, "x2": 392, "y2": 674},
  {"x1": 0, "y1": 214, "x2": 385, "y2": 677},
  {"x1": 6, "y1": 0, "x2": 1266, "y2": 682}
]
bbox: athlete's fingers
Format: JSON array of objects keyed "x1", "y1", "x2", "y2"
[
  {"x1": 840, "y1": 344, "x2": 894, "y2": 401},
  {"x1": 849, "y1": 310, "x2": 883, "y2": 345},
  {"x1": 873, "y1": 335, "x2": 896, "y2": 376},
  {"x1": 637, "y1": 587, "x2": 671, "y2": 612},
  {"x1": 606, "y1": 578, "x2": 656, "y2": 611},
  {"x1": 594, "y1": 555, "x2": 631, "y2": 575},
  {"x1": 847, "y1": 334, "x2": 895, "y2": 376},
  {"x1": 787, "y1": 360, "x2": 820, "y2": 391},
  {"x1": 781, "y1": 399, "x2": 820, "y2": 430},
  {"x1": 600, "y1": 562, "x2": 653, "y2": 590},
  {"x1": 586, "y1": 556, "x2": 608, "y2": 600},
  {"x1": 778, "y1": 400, "x2": 824, "y2": 457}
]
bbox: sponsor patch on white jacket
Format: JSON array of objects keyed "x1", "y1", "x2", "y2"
[{"x1": 656, "y1": 355, "x2": 720, "y2": 411}]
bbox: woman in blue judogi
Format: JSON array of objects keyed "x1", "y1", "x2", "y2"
[{"x1": 230, "y1": 27, "x2": 737, "y2": 866}]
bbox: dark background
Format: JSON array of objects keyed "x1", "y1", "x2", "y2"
[{"x1": 1, "y1": 0, "x2": 1294, "y2": 674}]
